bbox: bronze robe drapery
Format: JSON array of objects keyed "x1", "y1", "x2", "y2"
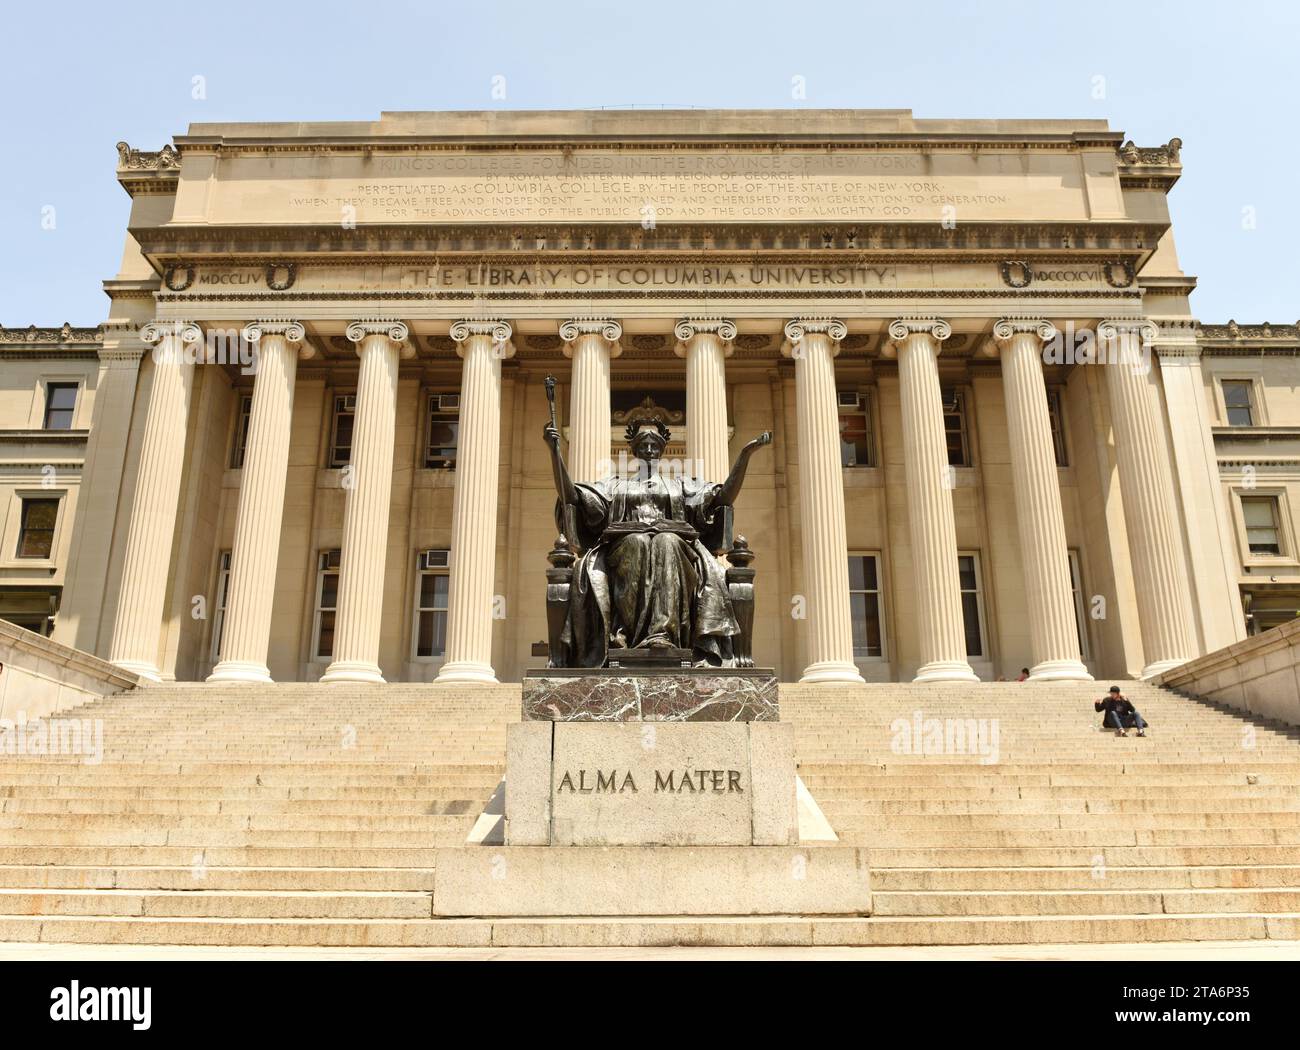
[{"x1": 557, "y1": 473, "x2": 739, "y2": 667}]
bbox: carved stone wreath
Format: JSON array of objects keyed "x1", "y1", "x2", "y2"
[
  {"x1": 1102, "y1": 260, "x2": 1135, "y2": 288},
  {"x1": 999, "y1": 260, "x2": 1033, "y2": 289},
  {"x1": 265, "y1": 261, "x2": 297, "y2": 291},
  {"x1": 163, "y1": 263, "x2": 195, "y2": 291}
]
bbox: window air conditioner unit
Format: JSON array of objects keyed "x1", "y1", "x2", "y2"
[{"x1": 420, "y1": 549, "x2": 451, "y2": 570}]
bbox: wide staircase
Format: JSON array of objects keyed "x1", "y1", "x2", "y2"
[{"x1": 0, "y1": 680, "x2": 1297, "y2": 948}]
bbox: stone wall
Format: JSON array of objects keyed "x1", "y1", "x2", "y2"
[
  {"x1": 0, "y1": 619, "x2": 140, "y2": 719},
  {"x1": 1154, "y1": 619, "x2": 1300, "y2": 726}
]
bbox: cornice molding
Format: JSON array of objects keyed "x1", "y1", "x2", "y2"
[
  {"x1": 129, "y1": 221, "x2": 1167, "y2": 259},
  {"x1": 0, "y1": 323, "x2": 103, "y2": 347}
]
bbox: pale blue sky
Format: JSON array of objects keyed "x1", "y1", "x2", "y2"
[{"x1": 2, "y1": 0, "x2": 1296, "y2": 325}]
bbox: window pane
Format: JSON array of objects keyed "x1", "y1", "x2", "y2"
[
  {"x1": 418, "y1": 610, "x2": 447, "y2": 657},
  {"x1": 1242, "y1": 499, "x2": 1276, "y2": 527},
  {"x1": 961, "y1": 592, "x2": 983, "y2": 657},
  {"x1": 957, "y1": 555, "x2": 977, "y2": 591},
  {"x1": 1223, "y1": 383, "x2": 1254, "y2": 425},
  {"x1": 850, "y1": 592, "x2": 882, "y2": 657},
  {"x1": 419, "y1": 572, "x2": 449, "y2": 609},
  {"x1": 17, "y1": 500, "x2": 58, "y2": 558},
  {"x1": 839, "y1": 412, "x2": 871, "y2": 467},
  {"x1": 317, "y1": 611, "x2": 335, "y2": 658},
  {"x1": 847, "y1": 556, "x2": 866, "y2": 591},
  {"x1": 44, "y1": 384, "x2": 77, "y2": 429},
  {"x1": 319, "y1": 572, "x2": 339, "y2": 611}
]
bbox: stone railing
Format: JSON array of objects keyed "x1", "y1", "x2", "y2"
[
  {"x1": 1153, "y1": 620, "x2": 1300, "y2": 726},
  {"x1": 0, "y1": 620, "x2": 141, "y2": 720}
]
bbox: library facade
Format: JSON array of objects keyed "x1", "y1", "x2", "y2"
[{"x1": 2, "y1": 109, "x2": 1291, "y2": 686}]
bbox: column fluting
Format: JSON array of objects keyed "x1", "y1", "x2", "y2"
[
  {"x1": 560, "y1": 319, "x2": 622, "y2": 482},
  {"x1": 436, "y1": 320, "x2": 515, "y2": 684},
  {"x1": 988, "y1": 318, "x2": 1092, "y2": 681},
  {"x1": 674, "y1": 318, "x2": 735, "y2": 482},
  {"x1": 885, "y1": 318, "x2": 979, "y2": 683},
  {"x1": 1099, "y1": 319, "x2": 1198, "y2": 677},
  {"x1": 783, "y1": 319, "x2": 865, "y2": 684},
  {"x1": 320, "y1": 320, "x2": 410, "y2": 684},
  {"x1": 108, "y1": 321, "x2": 201, "y2": 681},
  {"x1": 208, "y1": 321, "x2": 313, "y2": 683}
]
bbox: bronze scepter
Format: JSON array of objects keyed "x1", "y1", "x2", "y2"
[{"x1": 544, "y1": 374, "x2": 558, "y2": 430}]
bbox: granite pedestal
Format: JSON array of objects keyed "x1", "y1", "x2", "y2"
[{"x1": 466, "y1": 666, "x2": 872, "y2": 919}]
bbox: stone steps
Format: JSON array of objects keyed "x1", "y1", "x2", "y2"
[
  {"x1": 2, "y1": 913, "x2": 1297, "y2": 947},
  {"x1": 1, "y1": 680, "x2": 1298, "y2": 947}
]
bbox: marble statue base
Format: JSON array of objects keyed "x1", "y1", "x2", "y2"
[
  {"x1": 521, "y1": 668, "x2": 779, "y2": 722},
  {"x1": 506, "y1": 719, "x2": 798, "y2": 846}
]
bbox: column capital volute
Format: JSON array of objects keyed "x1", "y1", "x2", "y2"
[
  {"x1": 673, "y1": 318, "x2": 736, "y2": 358},
  {"x1": 1098, "y1": 317, "x2": 1159, "y2": 344},
  {"x1": 449, "y1": 319, "x2": 516, "y2": 360},
  {"x1": 559, "y1": 318, "x2": 622, "y2": 358},
  {"x1": 140, "y1": 320, "x2": 203, "y2": 347},
  {"x1": 242, "y1": 319, "x2": 316, "y2": 361},
  {"x1": 346, "y1": 319, "x2": 415, "y2": 359},
  {"x1": 981, "y1": 317, "x2": 1057, "y2": 358},
  {"x1": 880, "y1": 317, "x2": 951, "y2": 359},
  {"x1": 781, "y1": 317, "x2": 847, "y2": 358}
]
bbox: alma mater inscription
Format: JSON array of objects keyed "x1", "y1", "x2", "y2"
[{"x1": 556, "y1": 768, "x2": 744, "y2": 794}]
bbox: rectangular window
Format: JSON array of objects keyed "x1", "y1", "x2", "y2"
[
  {"x1": 17, "y1": 498, "x2": 59, "y2": 559},
  {"x1": 1242, "y1": 496, "x2": 1282, "y2": 555},
  {"x1": 329, "y1": 395, "x2": 356, "y2": 468},
  {"x1": 230, "y1": 395, "x2": 253, "y2": 469},
  {"x1": 425, "y1": 394, "x2": 460, "y2": 469},
  {"x1": 211, "y1": 551, "x2": 232, "y2": 659},
  {"x1": 1047, "y1": 388, "x2": 1068, "y2": 467},
  {"x1": 838, "y1": 391, "x2": 876, "y2": 467},
  {"x1": 1221, "y1": 380, "x2": 1255, "y2": 427},
  {"x1": 847, "y1": 554, "x2": 884, "y2": 658},
  {"x1": 957, "y1": 552, "x2": 985, "y2": 658},
  {"x1": 315, "y1": 550, "x2": 341, "y2": 658},
  {"x1": 43, "y1": 382, "x2": 78, "y2": 430},
  {"x1": 941, "y1": 388, "x2": 971, "y2": 467},
  {"x1": 1067, "y1": 549, "x2": 1090, "y2": 662},
  {"x1": 415, "y1": 549, "x2": 451, "y2": 657}
]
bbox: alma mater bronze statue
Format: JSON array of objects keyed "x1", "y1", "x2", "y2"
[{"x1": 542, "y1": 377, "x2": 771, "y2": 669}]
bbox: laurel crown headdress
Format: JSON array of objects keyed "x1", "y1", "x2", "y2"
[{"x1": 624, "y1": 417, "x2": 671, "y2": 445}]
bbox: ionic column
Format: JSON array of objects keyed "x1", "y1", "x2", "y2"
[
  {"x1": 208, "y1": 321, "x2": 314, "y2": 683},
  {"x1": 320, "y1": 320, "x2": 412, "y2": 684},
  {"x1": 674, "y1": 318, "x2": 735, "y2": 482},
  {"x1": 560, "y1": 319, "x2": 622, "y2": 482},
  {"x1": 985, "y1": 319, "x2": 1091, "y2": 681},
  {"x1": 883, "y1": 318, "x2": 979, "y2": 683},
  {"x1": 108, "y1": 321, "x2": 202, "y2": 681},
  {"x1": 436, "y1": 320, "x2": 515, "y2": 684},
  {"x1": 1099, "y1": 319, "x2": 1197, "y2": 677},
  {"x1": 781, "y1": 319, "x2": 864, "y2": 684}
]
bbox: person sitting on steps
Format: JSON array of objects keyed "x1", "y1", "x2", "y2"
[{"x1": 1095, "y1": 685, "x2": 1147, "y2": 737}]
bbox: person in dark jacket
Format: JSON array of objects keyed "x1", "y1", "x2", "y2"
[{"x1": 1095, "y1": 685, "x2": 1147, "y2": 737}]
